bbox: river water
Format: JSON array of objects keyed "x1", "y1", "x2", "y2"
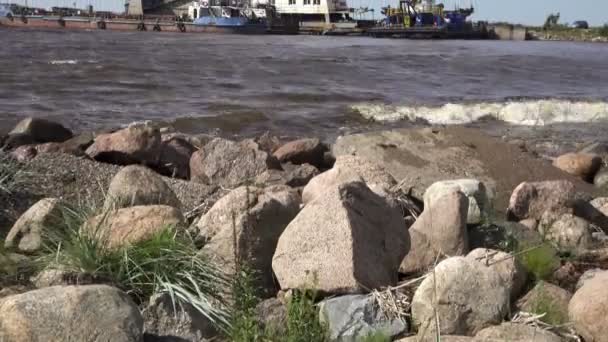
[{"x1": 1, "y1": 27, "x2": 608, "y2": 138}]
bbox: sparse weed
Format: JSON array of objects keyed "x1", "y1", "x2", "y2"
[
  {"x1": 0, "y1": 152, "x2": 24, "y2": 196},
  {"x1": 359, "y1": 332, "x2": 391, "y2": 342}
]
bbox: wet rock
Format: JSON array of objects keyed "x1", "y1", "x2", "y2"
[
  {"x1": 538, "y1": 213, "x2": 592, "y2": 252},
  {"x1": 273, "y1": 138, "x2": 328, "y2": 169},
  {"x1": 272, "y1": 181, "x2": 409, "y2": 294},
  {"x1": 411, "y1": 257, "x2": 509, "y2": 336},
  {"x1": 189, "y1": 138, "x2": 281, "y2": 188},
  {"x1": 473, "y1": 323, "x2": 562, "y2": 342},
  {"x1": 400, "y1": 189, "x2": 468, "y2": 274},
  {"x1": 319, "y1": 294, "x2": 408, "y2": 341},
  {"x1": 467, "y1": 248, "x2": 527, "y2": 300},
  {"x1": 104, "y1": 165, "x2": 182, "y2": 211},
  {"x1": 86, "y1": 125, "x2": 162, "y2": 166},
  {"x1": 2, "y1": 133, "x2": 37, "y2": 150},
  {"x1": 0, "y1": 285, "x2": 143, "y2": 342},
  {"x1": 507, "y1": 180, "x2": 577, "y2": 221},
  {"x1": 516, "y1": 281, "x2": 571, "y2": 325},
  {"x1": 569, "y1": 271, "x2": 608, "y2": 342},
  {"x1": 142, "y1": 293, "x2": 217, "y2": 342},
  {"x1": 84, "y1": 205, "x2": 184, "y2": 250},
  {"x1": 302, "y1": 155, "x2": 396, "y2": 204},
  {"x1": 9, "y1": 118, "x2": 73, "y2": 144},
  {"x1": 553, "y1": 152, "x2": 601, "y2": 182},
  {"x1": 424, "y1": 179, "x2": 492, "y2": 224},
  {"x1": 255, "y1": 298, "x2": 288, "y2": 334},
  {"x1": 157, "y1": 136, "x2": 196, "y2": 179},
  {"x1": 198, "y1": 186, "x2": 301, "y2": 295},
  {"x1": 5, "y1": 198, "x2": 63, "y2": 253}
]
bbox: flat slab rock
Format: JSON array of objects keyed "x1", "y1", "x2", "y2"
[{"x1": 333, "y1": 127, "x2": 595, "y2": 209}]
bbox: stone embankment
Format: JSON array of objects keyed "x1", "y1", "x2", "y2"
[{"x1": 2, "y1": 117, "x2": 608, "y2": 341}]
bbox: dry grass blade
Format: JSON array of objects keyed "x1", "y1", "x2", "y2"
[{"x1": 511, "y1": 311, "x2": 582, "y2": 342}]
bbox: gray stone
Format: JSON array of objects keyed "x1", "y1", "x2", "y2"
[
  {"x1": 142, "y1": 293, "x2": 217, "y2": 342},
  {"x1": 104, "y1": 165, "x2": 182, "y2": 211},
  {"x1": 0, "y1": 285, "x2": 143, "y2": 342},
  {"x1": 319, "y1": 294, "x2": 408, "y2": 341},
  {"x1": 189, "y1": 138, "x2": 281, "y2": 188},
  {"x1": 5, "y1": 198, "x2": 63, "y2": 253},
  {"x1": 424, "y1": 179, "x2": 493, "y2": 224},
  {"x1": 273, "y1": 181, "x2": 409, "y2": 294},
  {"x1": 411, "y1": 257, "x2": 509, "y2": 336}
]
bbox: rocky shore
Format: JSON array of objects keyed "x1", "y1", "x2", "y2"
[{"x1": 2, "y1": 117, "x2": 608, "y2": 341}]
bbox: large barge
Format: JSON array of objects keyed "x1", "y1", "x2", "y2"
[{"x1": 0, "y1": 2, "x2": 298, "y2": 34}]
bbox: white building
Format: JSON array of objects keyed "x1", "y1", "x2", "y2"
[{"x1": 274, "y1": 0, "x2": 351, "y2": 25}]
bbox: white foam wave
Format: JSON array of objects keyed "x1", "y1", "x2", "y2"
[
  {"x1": 49, "y1": 60, "x2": 78, "y2": 65},
  {"x1": 352, "y1": 100, "x2": 608, "y2": 126}
]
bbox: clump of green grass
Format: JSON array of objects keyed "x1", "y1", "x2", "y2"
[
  {"x1": 517, "y1": 243, "x2": 560, "y2": 281},
  {"x1": 229, "y1": 266, "x2": 328, "y2": 342},
  {"x1": 37, "y1": 205, "x2": 232, "y2": 331},
  {"x1": 0, "y1": 152, "x2": 24, "y2": 197}
]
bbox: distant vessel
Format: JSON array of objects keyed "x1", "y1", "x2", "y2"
[
  {"x1": 188, "y1": 1, "x2": 270, "y2": 34},
  {"x1": 0, "y1": 4, "x2": 13, "y2": 17}
]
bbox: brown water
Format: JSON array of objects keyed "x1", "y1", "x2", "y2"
[{"x1": 1, "y1": 27, "x2": 608, "y2": 138}]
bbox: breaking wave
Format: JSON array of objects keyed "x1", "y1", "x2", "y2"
[
  {"x1": 49, "y1": 60, "x2": 78, "y2": 65},
  {"x1": 352, "y1": 100, "x2": 608, "y2": 126}
]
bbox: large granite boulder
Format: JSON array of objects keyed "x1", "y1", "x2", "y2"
[
  {"x1": 411, "y1": 257, "x2": 509, "y2": 336},
  {"x1": 0, "y1": 285, "x2": 143, "y2": 342},
  {"x1": 538, "y1": 213, "x2": 592, "y2": 252},
  {"x1": 189, "y1": 138, "x2": 281, "y2": 188},
  {"x1": 104, "y1": 165, "x2": 182, "y2": 211},
  {"x1": 272, "y1": 181, "x2": 409, "y2": 294},
  {"x1": 569, "y1": 270, "x2": 608, "y2": 342},
  {"x1": 86, "y1": 125, "x2": 161, "y2": 166},
  {"x1": 4, "y1": 198, "x2": 63, "y2": 253},
  {"x1": 319, "y1": 294, "x2": 408, "y2": 341},
  {"x1": 400, "y1": 189, "x2": 469, "y2": 274},
  {"x1": 197, "y1": 185, "x2": 301, "y2": 295},
  {"x1": 84, "y1": 205, "x2": 184, "y2": 250},
  {"x1": 302, "y1": 155, "x2": 396, "y2": 204},
  {"x1": 466, "y1": 248, "x2": 527, "y2": 301}
]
